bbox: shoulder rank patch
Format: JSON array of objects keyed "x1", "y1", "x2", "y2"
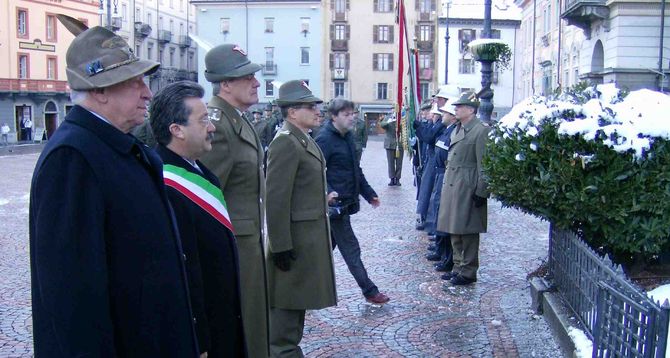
[{"x1": 207, "y1": 108, "x2": 221, "y2": 122}]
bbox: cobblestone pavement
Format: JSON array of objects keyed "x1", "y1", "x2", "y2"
[{"x1": 0, "y1": 139, "x2": 563, "y2": 357}]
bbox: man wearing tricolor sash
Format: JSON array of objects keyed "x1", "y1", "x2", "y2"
[{"x1": 150, "y1": 81, "x2": 246, "y2": 357}]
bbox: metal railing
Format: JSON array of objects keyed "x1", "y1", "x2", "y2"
[{"x1": 548, "y1": 226, "x2": 670, "y2": 357}]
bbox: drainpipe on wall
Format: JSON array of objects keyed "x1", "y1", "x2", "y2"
[
  {"x1": 659, "y1": 0, "x2": 666, "y2": 91},
  {"x1": 532, "y1": 0, "x2": 536, "y2": 94},
  {"x1": 557, "y1": 0, "x2": 562, "y2": 90},
  {"x1": 245, "y1": 0, "x2": 249, "y2": 50}
]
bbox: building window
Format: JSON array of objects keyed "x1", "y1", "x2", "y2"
[
  {"x1": 169, "y1": 48, "x2": 175, "y2": 67},
  {"x1": 169, "y1": 19, "x2": 174, "y2": 33},
  {"x1": 459, "y1": 59, "x2": 475, "y2": 74},
  {"x1": 265, "y1": 80, "x2": 274, "y2": 97},
  {"x1": 220, "y1": 18, "x2": 230, "y2": 34},
  {"x1": 46, "y1": 14, "x2": 57, "y2": 42},
  {"x1": 147, "y1": 12, "x2": 152, "y2": 27},
  {"x1": 491, "y1": 29, "x2": 501, "y2": 39},
  {"x1": 17, "y1": 8, "x2": 28, "y2": 38},
  {"x1": 420, "y1": 83, "x2": 429, "y2": 100},
  {"x1": 334, "y1": 24, "x2": 346, "y2": 40},
  {"x1": 121, "y1": 4, "x2": 127, "y2": 22},
  {"x1": 542, "y1": 66, "x2": 553, "y2": 95},
  {"x1": 136, "y1": 7, "x2": 141, "y2": 21},
  {"x1": 335, "y1": 0, "x2": 347, "y2": 12},
  {"x1": 419, "y1": 25, "x2": 431, "y2": 42},
  {"x1": 189, "y1": 51, "x2": 195, "y2": 71},
  {"x1": 46, "y1": 56, "x2": 57, "y2": 79},
  {"x1": 170, "y1": 0, "x2": 174, "y2": 8},
  {"x1": 459, "y1": 29, "x2": 476, "y2": 52},
  {"x1": 265, "y1": 18, "x2": 274, "y2": 33},
  {"x1": 334, "y1": 82, "x2": 345, "y2": 97},
  {"x1": 333, "y1": 53, "x2": 347, "y2": 69},
  {"x1": 374, "y1": 25, "x2": 393, "y2": 43},
  {"x1": 419, "y1": 53, "x2": 432, "y2": 69},
  {"x1": 265, "y1": 47, "x2": 274, "y2": 67},
  {"x1": 159, "y1": 48, "x2": 164, "y2": 63},
  {"x1": 376, "y1": 83, "x2": 388, "y2": 100},
  {"x1": 375, "y1": 0, "x2": 392, "y2": 12},
  {"x1": 419, "y1": 0, "x2": 433, "y2": 13},
  {"x1": 147, "y1": 42, "x2": 154, "y2": 60},
  {"x1": 301, "y1": 47, "x2": 310, "y2": 65},
  {"x1": 543, "y1": 4, "x2": 551, "y2": 34},
  {"x1": 300, "y1": 18, "x2": 310, "y2": 35},
  {"x1": 373, "y1": 53, "x2": 393, "y2": 71},
  {"x1": 18, "y1": 53, "x2": 29, "y2": 79}
]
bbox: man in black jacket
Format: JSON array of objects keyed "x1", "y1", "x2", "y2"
[
  {"x1": 29, "y1": 16, "x2": 198, "y2": 357},
  {"x1": 315, "y1": 98, "x2": 390, "y2": 304},
  {"x1": 150, "y1": 81, "x2": 246, "y2": 357}
]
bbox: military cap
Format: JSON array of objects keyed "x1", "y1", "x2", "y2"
[
  {"x1": 434, "y1": 85, "x2": 461, "y2": 99},
  {"x1": 56, "y1": 15, "x2": 159, "y2": 90},
  {"x1": 204, "y1": 44, "x2": 261, "y2": 82},
  {"x1": 440, "y1": 102, "x2": 456, "y2": 115},
  {"x1": 274, "y1": 80, "x2": 323, "y2": 107},
  {"x1": 429, "y1": 103, "x2": 442, "y2": 115},
  {"x1": 264, "y1": 103, "x2": 273, "y2": 111},
  {"x1": 451, "y1": 91, "x2": 480, "y2": 108},
  {"x1": 252, "y1": 108, "x2": 262, "y2": 114}
]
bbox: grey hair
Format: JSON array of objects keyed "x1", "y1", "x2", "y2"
[
  {"x1": 328, "y1": 98, "x2": 355, "y2": 116},
  {"x1": 212, "y1": 82, "x2": 221, "y2": 96},
  {"x1": 69, "y1": 90, "x2": 90, "y2": 105}
]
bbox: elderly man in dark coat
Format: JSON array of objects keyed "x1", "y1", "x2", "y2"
[
  {"x1": 266, "y1": 80, "x2": 337, "y2": 357},
  {"x1": 29, "y1": 16, "x2": 199, "y2": 357},
  {"x1": 438, "y1": 92, "x2": 490, "y2": 286},
  {"x1": 199, "y1": 44, "x2": 269, "y2": 358},
  {"x1": 150, "y1": 81, "x2": 246, "y2": 357}
]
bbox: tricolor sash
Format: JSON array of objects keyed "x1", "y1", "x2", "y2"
[{"x1": 163, "y1": 164, "x2": 235, "y2": 233}]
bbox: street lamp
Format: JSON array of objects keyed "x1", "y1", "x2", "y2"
[
  {"x1": 99, "y1": 0, "x2": 121, "y2": 31},
  {"x1": 442, "y1": 0, "x2": 452, "y2": 84},
  {"x1": 478, "y1": 0, "x2": 494, "y2": 123}
]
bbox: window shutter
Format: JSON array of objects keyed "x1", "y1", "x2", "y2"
[
  {"x1": 430, "y1": 55, "x2": 435, "y2": 69},
  {"x1": 345, "y1": 53, "x2": 350, "y2": 69},
  {"x1": 373, "y1": 54, "x2": 378, "y2": 70},
  {"x1": 416, "y1": 0, "x2": 420, "y2": 10},
  {"x1": 415, "y1": 25, "x2": 420, "y2": 40},
  {"x1": 431, "y1": 25, "x2": 436, "y2": 41},
  {"x1": 373, "y1": 25, "x2": 378, "y2": 43},
  {"x1": 389, "y1": 26, "x2": 394, "y2": 42},
  {"x1": 346, "y1": 25, "x2": 350, "y2": 39},
  {"x1": 459, "y1": 29, "x2": 464, "y2": 40},
  {"x1": 330, "y1": 25, "x2": 334, "y2": 40},
  {"x1": 374, "y1": 83, "x2": 378, "y2": 99},
  {"x1": 329, "y1": 53, "x2": 334, "y2": 69},
  {"x1": 330, "y1": 82, "x2": 334, "y2": 99},
  {"x1": 373, "y1": 0, "x2": 378, "y2": 11},
  {"x1": 330, "y1": 0, "x2": 334, "y2": 9},
  {"x1": 389, "y1": 55, "x2": 394, "y2": 71},
  {"x1": 346, "y1": 0, "x2": 350, "y2": 10},
  {"x1": 431, "y1": 0, "x2": 436, "y2": 11},
  {"x1": 388, "y1": 86, "x2": 394, "y2": 101}
]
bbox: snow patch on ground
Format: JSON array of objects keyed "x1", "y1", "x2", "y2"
[{"x1": 568, "y1": 327, "x2": 593, "y2": 358}]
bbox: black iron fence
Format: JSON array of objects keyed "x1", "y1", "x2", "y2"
[{"x1": 548, "y1": 225, "x2": 670, "y2": 357}]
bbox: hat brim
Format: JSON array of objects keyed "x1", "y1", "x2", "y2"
[
  {"x1": 68, "y1": 59, "x2": 159, "y2": 90},
  {"x1": 204, "y1": 62, "x2": 261, "y2": 82},
  {"x1": 275, "y1": 95, "x2": 323, "y2": 106},
  {"x1": 452, "y1": 100, "x2": 479, "y2": 107}
]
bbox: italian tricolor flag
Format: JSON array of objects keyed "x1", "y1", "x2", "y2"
[{"x1": 163, "y1": 164, "x2": 235, "y2": 233}]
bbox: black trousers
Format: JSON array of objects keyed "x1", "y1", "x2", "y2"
[{"x1": 330, "y1": 214, "x2": 379, "y2": 298}]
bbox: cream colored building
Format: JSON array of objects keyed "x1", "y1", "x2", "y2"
[
  {"x1": 322, "y1": 0, "x2": 439, "y2": 129},
  {"x1": 99, "y1": 0, "x2": 198, "y2": 93},
  {"x1": 0, "y1": 0, "x2": 99, "y2": 143}
]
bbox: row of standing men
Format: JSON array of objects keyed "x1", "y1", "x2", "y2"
[{"x1": 29, "y1": 16, "x2": 387, "y2": 358}]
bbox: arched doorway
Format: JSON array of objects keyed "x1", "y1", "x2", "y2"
[
  {"x1": 44, "y1": 101, "x2": 58, "y2": 139},
  {"x1": 591, "y1": 40, "x2": 604, "y2": 73}
]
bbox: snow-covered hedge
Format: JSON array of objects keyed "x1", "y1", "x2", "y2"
[{"x1": 484, "y1": 84, "x2": 670, "y2": 259}]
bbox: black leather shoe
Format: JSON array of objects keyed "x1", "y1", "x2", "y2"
[
  {"x1": 450, "y1": 275, "x2": 477, "y2": 285},
  {"x1": 434, "y1": 261, "x2": 453, "y2": 272},
  {"x1": 415, "y1": 219, "x2": 425, "y2": 230},
  {"x1": 388, "y1": 179, "x2": 395, "y2": 186},
  {"x1": 428, "y1": 235, "x2": 436, "y2": 241},
  {"x1": 395, "y1": 179, "x2": 401, "y2": 186},
  {"x1": 427, "y1": 244, "x2": 436, "y2": 251},
  {"x1": 441, "y1": 271, "x2": 459, "y2": 280},
  {"x1": 425, "y1": 252, "x2": 441, "y2": 261}
]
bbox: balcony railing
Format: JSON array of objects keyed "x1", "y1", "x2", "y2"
[
  {"x1": 417, "y1": 40, "x2": 433, "y2": 51},
  {"x1": 0, "y1": 79, "x2": 68, "y2": 93},
  {"x1": 332, "y1": 69, "x2": 347, "y2": 80},
  {"x1": 178, "y1": 35, "x2": 191, "y2": 48},
  {"x1": 418, "y1": 11, "x2": 434, "y2": 21},
  {"x1": 134, "y1": 22, "x2": 152, "y2": 38},
  {"x1": 158, "y1": 30, "x2": 172, "y2": 44},
  {"x1": 419, "y1": 68, "x2": 433, "y2": 80},
  {"x1": 333, "y1": 12, "x2": 348, "y2": 21},
  {"x1": 331, "y1": 40, "x2": 348, "y2": 51},
  {"x1": 261, "y1": 63, "x2": 277, "y2": 75},
  {"x1": 561, "y1": 0, "x2": 609, "y2": 38}
]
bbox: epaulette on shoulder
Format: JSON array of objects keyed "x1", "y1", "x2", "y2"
[{"x1": 207, "y1": 107, "x2": 221, "y2": 122}]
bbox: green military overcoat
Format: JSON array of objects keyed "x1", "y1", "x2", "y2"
[
  {"x1": 380, "y1": 117, "x2": 399, "y2": 150},
  {"x1": 199, "y1": 95, "x2": 269, "y2": 358},
  {"x1": 265, "y1": 121, "x2": 337, "y2": 310},
  {"x1": 437, "y1": 118, "x2": 490, "y2": 234}
]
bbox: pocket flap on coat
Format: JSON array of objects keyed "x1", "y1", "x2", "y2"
[
  {"x1": 233, "y1": 218, "x2": 257, "y2": 237},
  {"x1": 291, "y1": 209, "x2": 323, "y2": 222}
]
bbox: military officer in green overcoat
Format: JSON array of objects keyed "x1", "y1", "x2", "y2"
[
  {"x1": 266, "y1": 80, "x2": 337, "y2": 358},
  {"x1": 437, "y1": 92, "x2": 490, "y2": 286},
  {"x1": 199, "y1": 44, "x2": 270, "y2": 358},
  {"x1": 380, "y1": 114, "x2": 404, "y2": 186}
]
